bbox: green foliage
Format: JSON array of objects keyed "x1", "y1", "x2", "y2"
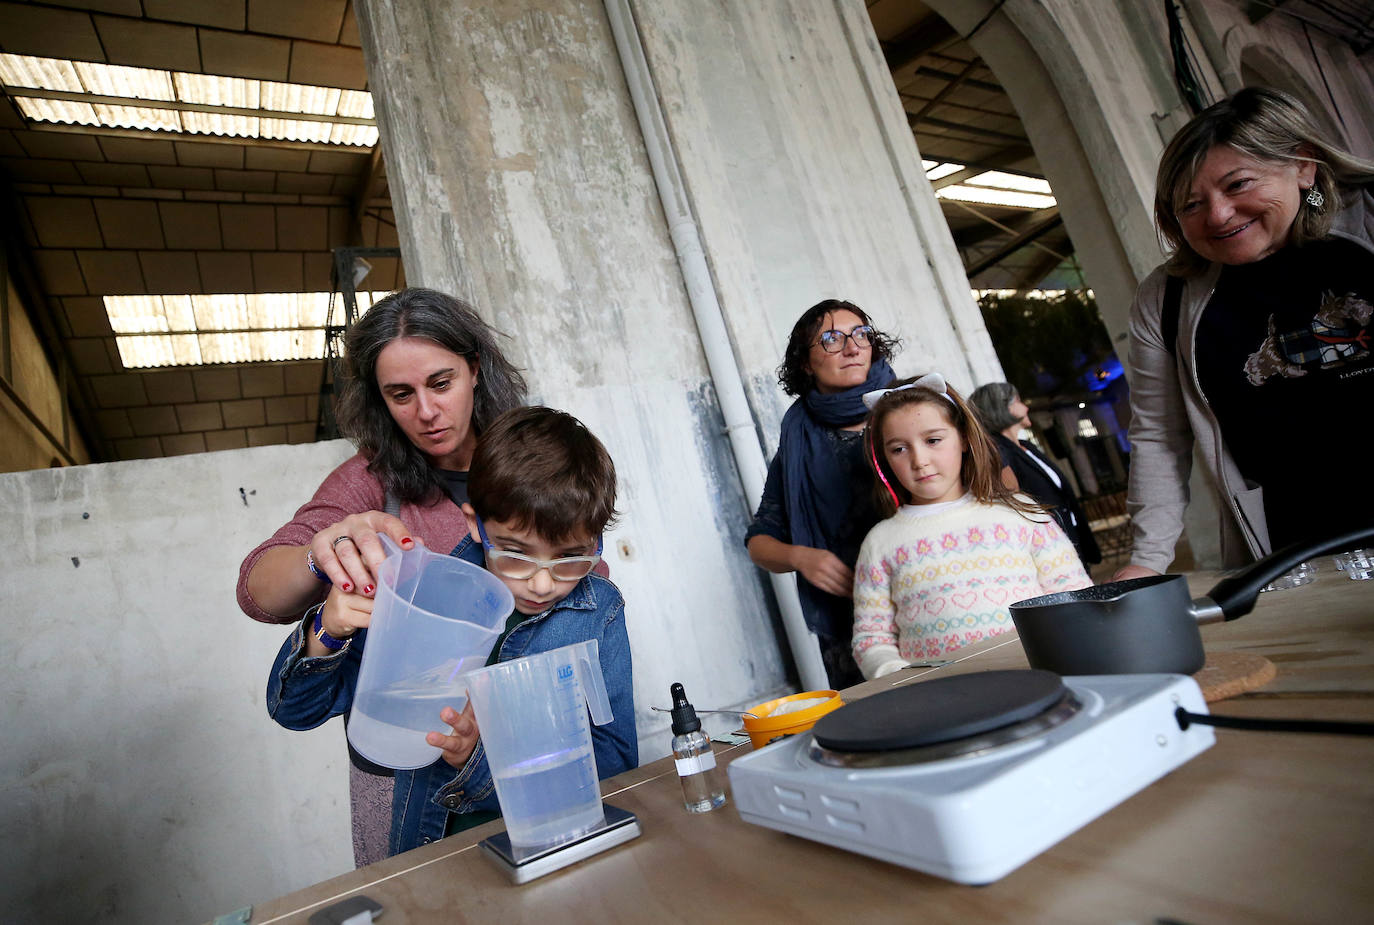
[{"x1": 977, "y1": 290, "x2": 1115, "y2": 398}]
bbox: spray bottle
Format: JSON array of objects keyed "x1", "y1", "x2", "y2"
[{"x1": 669, "y1": 682, "x2": 727, "y2": 813}]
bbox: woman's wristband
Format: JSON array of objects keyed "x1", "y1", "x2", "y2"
[
  {"x1": 306, "y1": 548, "x2": 331, "y2": 583},
  {"x1": 308, "y1": 602, "x2": 351, "y2": 652}
]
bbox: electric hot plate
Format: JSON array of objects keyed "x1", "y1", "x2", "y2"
[{"x1": 727, "y1": 670, "x2": 1214, "y2": 884}]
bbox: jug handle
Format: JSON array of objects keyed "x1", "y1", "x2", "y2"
[{"x1": 573, "y1": 640, "x2": 614, "y2": 726}]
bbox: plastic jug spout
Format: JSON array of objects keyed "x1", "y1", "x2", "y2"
[
  {"x1": 378, "y1": 533, "x2": 405, "y2": 559},
  {"x1": 573, "y1": 640, "x2": 613, "y2": 726}
]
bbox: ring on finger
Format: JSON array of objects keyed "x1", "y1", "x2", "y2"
[{"x1": 332, "y1": 534, "x2": 356, "y2": 550}]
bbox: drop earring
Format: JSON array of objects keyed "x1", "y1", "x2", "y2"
[{"x1": 1304, "y1": 187, "x2": 1325, "y2": 211}]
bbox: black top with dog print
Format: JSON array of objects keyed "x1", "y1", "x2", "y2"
[{"x1": 1195, "y1": 237, "x2": 1373, "y2": 548}]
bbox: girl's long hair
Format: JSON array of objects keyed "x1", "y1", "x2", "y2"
[
  {"x1": 334, "y1": 287, "x2": 527, "y2": 504},
  {"x1": 863, "y1": 377, "x2": 1044, "y2": 519}
]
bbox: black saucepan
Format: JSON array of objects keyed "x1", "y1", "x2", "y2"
[{"x1": 1009, "y1": 525, "x2": 1374, "y2": 675}]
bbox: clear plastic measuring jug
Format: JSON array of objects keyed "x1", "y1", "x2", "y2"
[
  {"x1": 347, "y1": 535, "x2": 513, "y2": 770},
  {"x1": 460, "y1": 640, "x2": 613, "y2": 848}
]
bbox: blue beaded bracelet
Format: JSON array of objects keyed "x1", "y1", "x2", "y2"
[
  {"x1": 306, "y1": 548, "x2": 331, "y2": 584},
  {"x1": 310, "y1": 602, "x2": 350, "y2": 652}
]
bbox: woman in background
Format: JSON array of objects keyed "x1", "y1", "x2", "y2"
[
  {"x1": 745, "y1": 298, "x2": 900, "y2": 688},
  {"x1": 970, "y1": 381, "x2": 1101, "y2": 569}
]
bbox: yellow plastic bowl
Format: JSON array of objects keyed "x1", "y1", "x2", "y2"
[{"x1": 741, "y1": 690, "x2": 844, "y2": 749}]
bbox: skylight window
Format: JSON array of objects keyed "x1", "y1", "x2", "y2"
[
  {"x1": 936, "y1": 185, "x2": 1057, "y2": 210},
  {"x1": 925, "y1": 161, "x2": 1057, "y2": 210},
  {"x1": 923, "y1": 161, "x2": 966, "y2": 182},
  {"x1": 964, "y1": 171, "x2": 1053, "y2": 195},
  {"x1": 104, "y1": 292, "x2": 389, "y2": 369},
  {"x1": 0, "y1": 54, "x2": 378, "y2": 147}
]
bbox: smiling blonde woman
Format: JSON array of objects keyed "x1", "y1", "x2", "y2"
[{"x1": 1120, "y1": 87, "x2": 1374, "y2": 580}]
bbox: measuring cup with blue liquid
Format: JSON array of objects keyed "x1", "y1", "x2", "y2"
[
  {"x1": 459, "y1": 640, "x2": 614, "y2": 848},
  {"x1": 346, "y1": 535, "x2": 514, "y2": 770}
]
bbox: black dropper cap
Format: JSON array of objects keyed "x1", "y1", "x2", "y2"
[{"x1": 669, "y1": 682, "x2": 701, "y2": 735}]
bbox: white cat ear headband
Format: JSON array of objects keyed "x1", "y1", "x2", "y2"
[
  {"x1": 863, "y1": 372, "x2": 953, "y2": 509},
  {"x1": 862, "y1": 372, "x2": 951, "y2": 409}
]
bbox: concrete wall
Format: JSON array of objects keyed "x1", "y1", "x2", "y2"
[
  {"x1": 1, "y1": 275, "x2": 91, "y2": 472},
  {"x1": 629, "y1": 0, "x2": 1003, "y2": 437},
  {"x1": 0, "y1": 433, "x2": 783, "y2": 925},
  {"x1": 1, "y1": 442, "x2": 356, "y2": 924}
]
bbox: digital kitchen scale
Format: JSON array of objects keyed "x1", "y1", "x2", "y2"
[
  {"x1": 727, "y1": 670, "x2": 1214, "y2": 885},
  {"x1": 480, "y1": 803, "x2": 641, "y2": 884}
]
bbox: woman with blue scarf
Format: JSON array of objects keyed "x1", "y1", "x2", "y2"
[{"x1": 746, "y1": 299, "x2": 900, "y2": 688}]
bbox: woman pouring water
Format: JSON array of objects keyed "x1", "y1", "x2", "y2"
[
  {"x1": 237, "y1": 287, "x2": 526, "y2": 623},
  {"x1": 239, "y1": 287, "x2": 526, "y2": 865}
]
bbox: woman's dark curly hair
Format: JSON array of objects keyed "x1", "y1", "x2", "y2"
[
  {"x1": 775, "y1": 299, "x2": 900, "y2": 396},
  {"x1": 334, "y1": 288, "x2": 527, "y2": 504}
]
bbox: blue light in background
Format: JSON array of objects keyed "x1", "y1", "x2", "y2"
[{"x1": 1081, "y1": 354, "x2": 1124, "y2": 391}]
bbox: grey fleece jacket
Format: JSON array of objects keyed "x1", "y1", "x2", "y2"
[{"x1": 1124, "y1": 188, "x2": 1374, "y2": 573}]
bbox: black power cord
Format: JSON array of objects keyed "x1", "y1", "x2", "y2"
[{"x1": 1176, "y1": 707, "x2": 1374, "y2": 737}]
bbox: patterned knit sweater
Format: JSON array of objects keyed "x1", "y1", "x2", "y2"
[{"x1": 851, "y1": 494, "x2": 1092, "y2": 680}]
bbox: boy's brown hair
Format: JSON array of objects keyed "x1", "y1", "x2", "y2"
[{"x1": 468, "y1": 406, "x2": 618, "y2": 542}]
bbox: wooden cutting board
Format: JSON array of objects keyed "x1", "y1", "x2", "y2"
[{"x1": 1192, "y1": 651, "x2": 1277, "y2": 702}]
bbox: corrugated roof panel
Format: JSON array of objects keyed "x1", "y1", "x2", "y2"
[
  {"x1": 936, "y1": 185, "x2": 1056, "y2": 210},
  {"x1": 116, "y1": 333, "x2": 203, "y2": 368},
  {"x1": 92, "y1": 103, "x2": 182, "y2": 133},
  {"x1": 74, "y1": 61, "x2": 176, "y2": 101},
  {"x1": 261, "y1": 81, "x2": 341, "y2": 116},
  {"x1": 180, "y1": 111, "x2": 260, "y2": 139},
  {"x1": 337, "y1": 90, "x2": 374, "y2": 119},
  {"x1": 0, "y1": 53, "x2": 82, "y2": 91},
  {"x1": 966, "y1": 171, "x2": 1054, "y2": 195},
  {"x1": 174, "y1": 73, "x2": 259, "y2": 109},
  {"x1": 106, "y1": 295, "x2": 171, "y2": 334},
  {"x1": 14, "y1": 96, "x2": 100, "y2": 126}
]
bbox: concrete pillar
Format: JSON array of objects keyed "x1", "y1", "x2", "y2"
[
  {"x1": 353, "y1": 0, "x2": 1006, "y2": 706},
  {"x1": 355, "y1": 0, "x2": 793, "y2": 733},
  {"x1": 625, "y1": 0, "x2": 1001, "y2": 420}
]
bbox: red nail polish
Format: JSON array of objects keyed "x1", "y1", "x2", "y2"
[
  {"x1": 363, "y1": 584, "x2": 375, "y2": 595},
  {"x1": 401, "y1": 537, "x2": 413, "y2": 546},
  {"x1": 342, "y1": 582, "x2": 353, "y2": 592}
]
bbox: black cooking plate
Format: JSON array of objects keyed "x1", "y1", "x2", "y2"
[{"x1": 812, "y1": 670, "x2": 1066, "y2": 752}]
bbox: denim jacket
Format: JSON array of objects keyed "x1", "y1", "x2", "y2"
[{"x1": 266, "y1": 535, "x2": 637, "y2": 856}]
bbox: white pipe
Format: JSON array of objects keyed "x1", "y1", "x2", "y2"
[{"x1": 603, "y1": 0, "x2": 829, "y2": 692}]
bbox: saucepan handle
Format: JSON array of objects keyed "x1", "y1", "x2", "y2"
[{"x1": 1204, "y1": 525, "x2": 1374, "y2": 621}]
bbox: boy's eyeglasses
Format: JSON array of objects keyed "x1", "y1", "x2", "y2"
[
  {"x1": 814, "y1": 325, "x2": 875, "y2": 353},
  {"x1": 475, "y1": 518, "x2": 603, "y2": 582}
]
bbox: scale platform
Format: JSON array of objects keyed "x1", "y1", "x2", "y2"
[
  {"x1": 480, "y1": 803, "x2": 641, "y2": 883},
  {"x1": 727, "y1": 672, "x2": 1214, "y2": 885}
]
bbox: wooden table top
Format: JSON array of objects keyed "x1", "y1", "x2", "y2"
[{"x1": 245, "y1": 569, "x2": 1373, "y2": 925}]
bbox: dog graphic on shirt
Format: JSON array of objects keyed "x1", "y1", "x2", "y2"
[{"x1": 1243, "y1": 290, "x2": 1373, "y2": 386}]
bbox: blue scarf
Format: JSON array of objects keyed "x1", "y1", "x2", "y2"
[{"x1": 777, "y1": 358, "x2": 895, "y2": 631}]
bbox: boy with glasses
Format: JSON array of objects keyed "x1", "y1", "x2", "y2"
[{"x1": 267, "y1": 406, "x2": 637, "y2": 858}]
